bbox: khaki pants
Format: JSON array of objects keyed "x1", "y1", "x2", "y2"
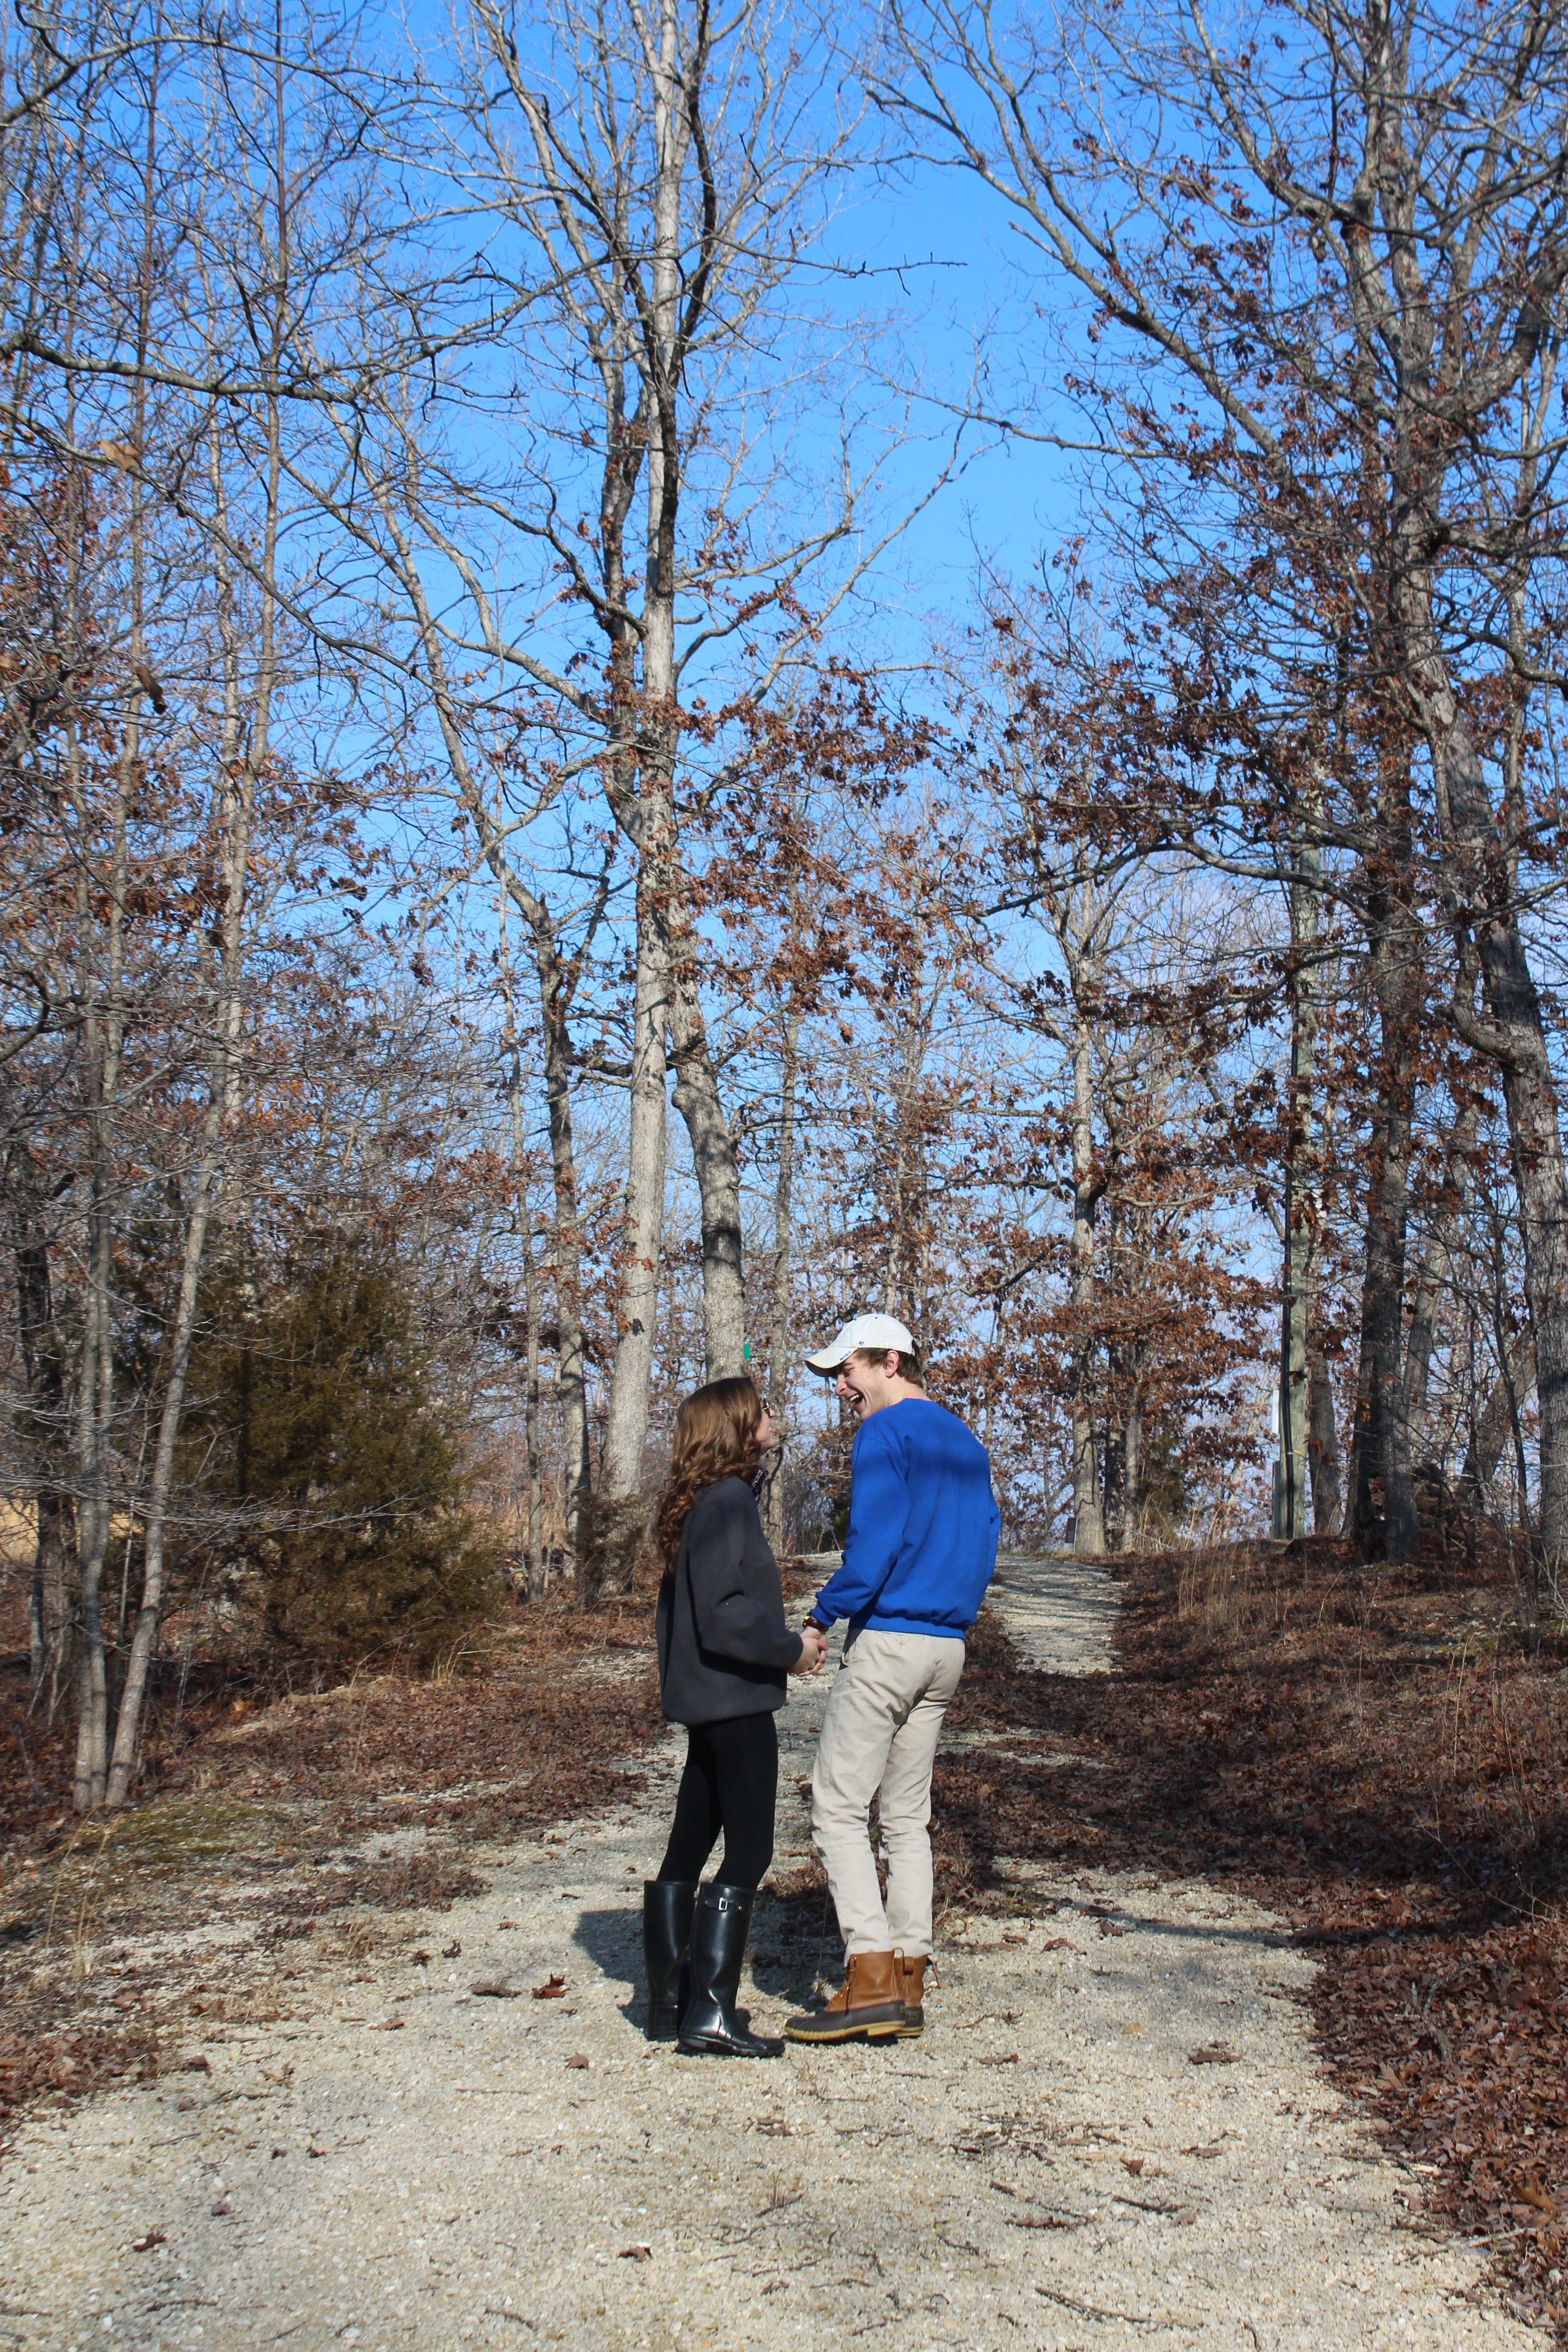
[{"x1": 810, "y1": 1627, "x2": 965, "y2": 1959}]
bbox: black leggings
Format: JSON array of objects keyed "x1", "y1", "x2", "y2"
[{"x1": 657, "y1": 1711, "x2": 778, "y2": 1892}]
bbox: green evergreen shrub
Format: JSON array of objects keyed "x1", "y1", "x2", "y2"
[{"x1": 186, "y1": 1235, "x2": 504, "y2": 1675}]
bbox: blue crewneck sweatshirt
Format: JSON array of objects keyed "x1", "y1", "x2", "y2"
[{"x1": 810, "y1": 1396, "x2": 1000, "y2": 1638}]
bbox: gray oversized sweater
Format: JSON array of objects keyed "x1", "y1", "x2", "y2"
[{"x1": 655, "y1": 1476, "x2": 804, "y2": 1726}]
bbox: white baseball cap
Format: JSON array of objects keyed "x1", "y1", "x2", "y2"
[{"x1": 804, "y1": 1311, "x2": 916, "y2": 1375}]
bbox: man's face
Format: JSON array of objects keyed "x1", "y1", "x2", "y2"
[{"x1": 834, "y1": 1350, "x2": 899, "y2": 1418}]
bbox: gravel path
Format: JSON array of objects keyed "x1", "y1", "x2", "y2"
[
  {"x1": 0, "y1": 1563, "x2": 1537, "y2": 2352},
  {"x1": 986, "y1": 1554, "x2": 1119, "y2": 1678}
]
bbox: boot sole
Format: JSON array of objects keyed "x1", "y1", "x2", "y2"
[
  {"x1": 783, "y1": 2017, "x2": 905, "y2": 2043},
  {"x1": 676, "y1": 2036, "x2": 783, "y2": 2058}
]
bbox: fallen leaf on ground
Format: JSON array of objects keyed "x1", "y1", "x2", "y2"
[
  {"x1": 533, "y1": 1973, "x2": 567, "y2": 1999},
  {"x1": 566, "y1": 2053, "x2": 590, "y2": 2069},
  {"x1": 131, "y1": 2230, "x2": 167, "y2": 2253},
  {"x1": 618, "y1": 2243, "x2": 653, "y2": 2260},
  {"x1": 471, "y1": 1981, "x2": 522, "y2": 1999},
  {"x1": 1187, "y1": 2044, "x2": 1240, "y2": 2065},
  {"x1": 1040, "y1": 1938, "x2": 1083, "y2": 1953},
  {"x1": 1008, "y1": 2211, "x2": 1084, "y2": 2231},
  {"x1": 442, "y1": 1941, "x2": 462, "y2": 1959},
  {"x1": 1181, "y1": 2142, "x2": 1224, "y2": 2157},
  {"x1": 368, "y1": 2018, "x2": 405, "y2": 2030},
  {"x1": 182, "y1": 2055, "x2": 211, "y2": 2073},
  {"x1": 497, "y1": 1918, "x2": 517, "y2": 1929},
  {"x1": 977, "y1": 2052, "x2": 1019, "y2": 2066},
  {"x1": 210, "y1": 2200, "x2": 232, "y2": 2217},
  {"x1": 1123, "y1": 2157, "x2": 1144, "y2": 2176}
]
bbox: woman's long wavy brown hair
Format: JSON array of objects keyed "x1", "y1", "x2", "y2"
[{"x1": 655, "y1": 1377, "x2": 765, "y2": 1568}]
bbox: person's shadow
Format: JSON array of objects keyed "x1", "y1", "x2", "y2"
[
  {"x1": 574, "y1": 1905, "x2": 645, "y2": 2029},
  {"x1": 574, "y1": 1894, "x2": 814, "y2": 2037}
]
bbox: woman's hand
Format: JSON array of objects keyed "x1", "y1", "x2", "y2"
[{"x1": 795, "y1": 1623, "x2": 828, "y2": 1676}]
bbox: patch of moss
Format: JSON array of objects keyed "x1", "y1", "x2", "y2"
[{"x1": 95, "y1": 1799, "x2": 283, "y2": 1864}]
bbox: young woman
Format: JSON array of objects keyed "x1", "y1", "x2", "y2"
[{"x1": 644, "y1": 1376, "x2": 826, "y2": 2058}]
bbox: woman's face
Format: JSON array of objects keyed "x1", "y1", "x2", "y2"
[{"x1": 755, "y1": 1402, "x2": 776, "y2": 1453}]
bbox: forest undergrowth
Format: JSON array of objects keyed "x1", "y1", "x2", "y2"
[{"x1": 928, "y1": 1537, "x2": 1568, "y2": 2337}]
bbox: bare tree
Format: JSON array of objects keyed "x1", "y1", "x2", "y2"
[
  {"x1": 318, "y1": 0, "x2": 943, "y2": 1506},
  {"x1": 885, "y1": 0, "x2": 1568, "y2": 1555}
]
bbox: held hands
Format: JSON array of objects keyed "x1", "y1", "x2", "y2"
[{"x1": 795, "y1": 1622, "x2": 828, "y2": 1676}]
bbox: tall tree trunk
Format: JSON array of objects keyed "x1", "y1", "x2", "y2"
[
  {"x1": 1069, "y1": 1015, "x2": 1104, "y2": 1557},
  {"x1": 73, "y1": 1003, "x2": 118, "y2": 1812},
  {"x1": 666, "y1": 975, "x2": 746, "y2": 1379},
  {"x1": 12, "y1": 1192, "x2": 74, "y2": 1691},
  {"x1": 882, "y1": 990, "x2": 931, "y2": 1334},
  {"x1": 500, "y1": 1005, "x2": 546, "y2": 1600},
  {"x1": 532, "y1": 921, "x2": 590, "y2": 1544},
  {"x1": 1393, "y1": 1102, "x2": 1477, "y2": 1504},
  {"x1": 523, "y1": 1223, "x2": 544, "y2": 1600},
  {"x1": 1278, "y1": 832, "x2": 1321, "y2": 1541},
  {"x1": 1307, "y1": 1349, "x2": 1343, "y2": 1535},
  {"x1": 498, "y1": 943, "x2": 568, "y2": 1597},
  {"x1": 1433, "y1": 704, "x2": 1568, "y2": 1563},
  {"x1": 763, "y1": 997, "x2": 800, "y2": 1553},
  {"x1": 600, "y1": 886, "x2": 669, "y2": 1498},
  {"x1": 71, "y1": 682, "x2": 129, "y2": 1812},
  {"x1": 105, "y1": 393, "x2": 271, "y2": 1809},
  {"x1": 103, "y1": 1157, "x2": 222, "y2": 1807},
  {"x1": 1350, "y1": 805, "x2": 1420, "y2": 1559},
  {"x1": 624, "y1": 0, "x2": 746, "y2": 1386},
  {"x1": 1401, "y1": 436, "x2": 1568, "y2": 1555},
  {"x1": 73, "y1": 49, "x2": 167, "y2": 1807},
  {"x1": 1124, "y1": 1387, "x2": 1143, "y2": 1545}
]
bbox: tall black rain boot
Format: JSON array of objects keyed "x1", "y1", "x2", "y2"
[
  {"x1": 642, "y1": 1880, "x2": 698, "y2": 2043},
  {"x1": 677, "y1": 1882, "x2": 783, "y2": 2059}
]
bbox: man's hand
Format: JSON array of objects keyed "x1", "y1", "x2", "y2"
[{"x1": 795, "y1": 1623, "x2": 828, "y2": 1676}]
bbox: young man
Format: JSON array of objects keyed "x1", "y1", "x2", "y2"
[{"x1": 785, "y1": 1313, "x2": 1000, "y2": 2043}]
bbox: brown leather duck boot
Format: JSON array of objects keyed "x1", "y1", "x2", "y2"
[
  {"x1": 895, "y1": 1955, "x2": 931, "y2": 2037},
  {"x1": 784, "y1": 1951, "x2": 904, "y2": 2043}
]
